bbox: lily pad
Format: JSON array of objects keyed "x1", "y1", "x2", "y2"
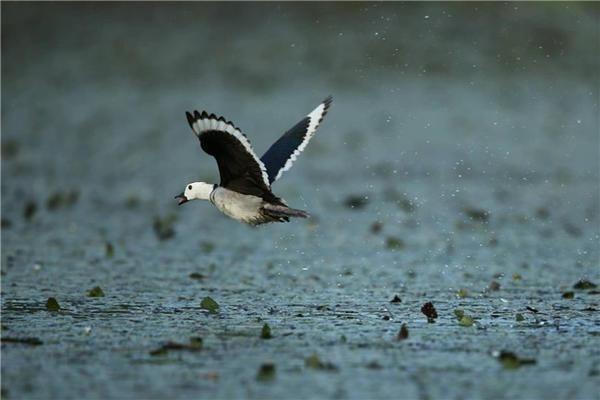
[
  {"x1": 200, "y1": 296, "x2": 219, "y2": 313},
  {"x1": 390, "y1": 295, "x2": 402, "y2": 303},
  {"x1": 256, "y1": 363, "x2": 276, "y2": 381},
  {"x1": 385, "y1": 237, "x2": 405, "y2": 250},
  {"x1": 454, "y1": 309, "x2": 465, "y2": 320},
  {"x1": 515, "y1": 313, "x2": 525, "y2": 322},
  {"x1": 573, "y1": 279, "x2": 597, "y2": 290},
  {"x1": 495, "y1": 350, "x2": 536, "y2": 369},
  {"x1": 260, "y1": 323, "x2": 272, "y2": 339},
  {"x1": 305, "y1": 353, "x2": 338, "y2": 371},
  {"x1": 88, "y1": 286, "x2": 105, "y2": 297},
  {"x1": 459, "y1": 315, "x2": 474, "y2": 327},
  {"x1": 397, "y1": 323, "x2": 409, "y2": 340},
  {"x1": 45, "y1": 297, "x2": 60, "y2": 311},
  {"x1": 105, "y1": 242, "x2": 114, "y2": 258}
]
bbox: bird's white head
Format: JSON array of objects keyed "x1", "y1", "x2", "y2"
[{"x1": 175, "y1": 182, "x2": 215, "y2": 205}]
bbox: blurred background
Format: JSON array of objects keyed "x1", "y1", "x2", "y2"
[{"x1": 2, "y1": 3, "x2": 599, "y2": 399}]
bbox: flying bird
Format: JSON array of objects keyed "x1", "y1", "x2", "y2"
[{"x1": 175, "y1": 97, "x2": 332, "y2": 225}]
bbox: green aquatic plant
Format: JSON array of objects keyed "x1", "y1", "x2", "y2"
[{"x1": 200, "y1": 296, "x2": 219, "y2": 313}]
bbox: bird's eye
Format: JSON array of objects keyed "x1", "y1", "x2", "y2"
[{"x1": 188, "y1": 185, "x2": 192, "y2": 190}]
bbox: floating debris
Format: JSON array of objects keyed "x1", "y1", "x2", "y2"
[
  {"x1": 149, "y1": 337, "x2": 203, "y2": 356},
  {"x1": 421, "y1": 302, "x2": 438, "y2": 323},
  {"x1": 512, "y1": 273, "x2": 522, "y2": 281},
  {"x1": 344, "y1": 194, "x2": 369, "y2": 210},
  {"x1": 1, "y1": 337, "x2": 43, "y2": 346},
  {"x1": 562, "y1": 291, "x2": 575, "y2": 299},
  {"x1": 573, "y1": 279, "x2": 597, "y2": 290},
  {"x1": 526, "y1": 306, "x2": 539, "y2": 314},
  {"x1": 189, "y1": 272, "x2": 206, "y2": 281},
  {"x1": 256, "y1": 363, "x2": 276, "y2": 381},
  {"x1": 105, "y1": 242, "x2": 114, "y2": 258},
  {"x1": 464, "y1": 207, "x2": 489, "y2": 222},
  {"x1": 83, "y1": 326, "x2": 92, "y2": 335},
  {"x1": 458, "y1": 315, "x2": 474, "y2": 327},
  {"x1": 390, "y1": 295, "x2": 402, "y2": 303},
  {"x1": 396, "y1": 324, "x2": 409, "y2": 341},
  {"x1": 456, "y1": 288, "x2": 469, "y2": 298},
  {"x1": 305, "y1": 353, "x2": 338, "y2": 371},
  {"x1": 489, "y1": 281, "x2": 501, "y2": 291},
  {"x1": 45, "y1": 297, "x2": 60, "y2": 311},
  {"x1": 260, "y1": 323, "x2": 272, "y2": 339},
  {"x1": 200, "y1": 296, "x2": 219, "y2": 314},
  {"x1": 153, "y1": 214, "x2": 177, "y2": 241},
  {"x1": 385, "y1": 236, "x2": 405, "y2": 250},
  {"x1": 88, "y1": 286, "x2": 105, "y2": 297},
  {"x1": 493, "y1": 350, "x2": 536, "y2": 369},
  {"x1": 23, "y1": 201, "x2": 37, "y2": 221}
]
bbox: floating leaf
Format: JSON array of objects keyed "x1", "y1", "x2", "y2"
[
  {"x1": 573, "y1": 279, "x2": 597, "y2": 290},
  {"x1": 149, "y1": 337, "x2": 203, "y2": 356},
  {"x1": 256, "y1": 363, "x2": 276, "y2": 381},
  {"x1": 105, "y1": 242, "x2": 114, "y2": 258},
  {"x1": 512, "y1": 273, "x2": 522, "y2": 281},
  {"x1": 153, "y1": 214, "x2": 177, "y2": 241},
  {"x1": 396, "y1": 324, "x2": 409, "y2": 341},
  {"x1": 23, "y1": 201, "x2": 37, "y2": 220},
  {"x1": 390, "y1": 295, "x2": 402, "y2": 303},
  {"x1": 515, "y1": 313, "x2": 524, "y2": 322},
  {"x1": 200, "y1": 296, "x2": 219, "y2": 313},
  {"x1": 45, "y1": 297, "x2": 60, "y2": 311},
  {"x1": 459, "y1": 315, "x2": 474, "y2": 327},
  {"x1": 385, "y1": 237, "x2": 405, "y2": 250},
  {"x1": 189, "y1": 272, "x2": 206, "y2": 281},
  {"x1": 260, "y1": 323, "x2": 272, "y2": 339},
  {"x1": 489, "y1": 281, "x2": 501, "y2": 291},
  {"x1": 370, "y1": 221, "x2": 383, "y2": 234},
  {"x1": 456, "y1": 288, "x2": 469, "y2": 298},
  {"x1": 454, "y1": 309, "x2": 465, "y2": 320},
  {"x1": 88, "y1": 286, "x2": 105, "y2": 297},
  {"x1": 1, "y1": 337, "x2": 43, "y2": 346},
  {"x1": 421, "y1": 302, "x2": 438, "y2": 322},
  {"x1": 495, "y1": 350, "x2": 536, "y2": 369},
  {"x1": 464, "y1": 207, "x2": 489, "y2": 222},
  {"x1": 344, "y1": 194, "x2": 369, "y2": 210},
  {"x1": 562, "y1": 291, "x2": 574, "y2": 299},
  {"x1": 305, "y1": 353, "x2": 338, "y2": 371}
]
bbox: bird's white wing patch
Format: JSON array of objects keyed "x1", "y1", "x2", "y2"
[
  {"x1": 186, "y1": 111, "x2": 271, "y2": 188},
  {"x1": 273, "y1": 97, "x2": 332, "y2": 182}
]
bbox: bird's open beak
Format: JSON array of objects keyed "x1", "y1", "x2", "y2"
[{"x1": 175, "y1": 193, "x2": 188, "y2": 206}]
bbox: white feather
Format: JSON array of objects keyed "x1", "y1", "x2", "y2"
[{"x1": 273, "y1": 101, "x2": 328, "y2": 182}]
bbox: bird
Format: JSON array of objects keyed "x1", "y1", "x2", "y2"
[{"x1": 175, "y1": 96, "x2": 332, "y2": 225}]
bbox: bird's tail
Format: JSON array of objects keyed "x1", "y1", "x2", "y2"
[{"x1": 261, "y1": 204, "x2": 310, "y2": 220}]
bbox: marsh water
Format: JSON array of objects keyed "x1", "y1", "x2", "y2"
[{"x1": 1, "y1": 3, "x2": 599, "y2": 399}]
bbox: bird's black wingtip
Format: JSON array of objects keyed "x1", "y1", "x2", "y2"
[
  {"x1": 185, "y1": 111, "x2": 195, "y2": 127},
  {"x1": 323, "y1": 95, "x2": 333, "y2": 107}
]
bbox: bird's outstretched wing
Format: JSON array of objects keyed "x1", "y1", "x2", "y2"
[
  {"x1": 185, "y1": 111, "x2": 271, "y2": 196},
  {"x1": 260, "y1": 96, "x2": 332, "y2": 184}
]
